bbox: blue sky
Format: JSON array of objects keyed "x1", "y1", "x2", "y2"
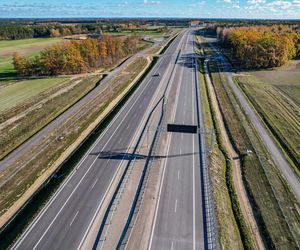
[{"x1": 0, "y1": 0, "x2": 300, "y2": 19}]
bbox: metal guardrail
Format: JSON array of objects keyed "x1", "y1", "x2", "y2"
[{"x1": 193, "y1": 39, "x2": 218, "y2": 249}]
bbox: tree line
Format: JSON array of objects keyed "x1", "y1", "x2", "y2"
[
  {"x1": 0, "y1": 23, "x2": 87, "y2": 40},
  {"x1": 211, "y1": 24, "x2": 300, "y2": 69},
  {"x1": 0, "y1": 20, "x2": 169, "y2": 40},
  {"x1": 13, "y1": 35, "x2": 140, "y2": 76}
]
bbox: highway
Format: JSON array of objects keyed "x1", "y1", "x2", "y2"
[
  {"x1": 12, "y1": 30, "x2": 186, "y2": 249},
  {"x1": 149, "y1": 30, "x2": 206, "y2": 250}
]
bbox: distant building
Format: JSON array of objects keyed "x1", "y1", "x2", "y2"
[
  {"x1": 64, "y1": 34, "x2": 88, "y2": 40},
  {"x1": 190, "y1": 20, "x2": 202, "y2": 27},
  {"x1": 88, "y1": 34, "x2": 102, "y2": 39}
]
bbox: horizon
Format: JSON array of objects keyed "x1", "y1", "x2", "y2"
[
  {"x1": 1, "y1": 17, "x2": 300, "y2": 21},
  {"x1": 1, "y1": 0, "x2": 300, "y2": 19}
]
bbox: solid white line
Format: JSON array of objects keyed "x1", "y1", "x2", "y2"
[
  {"x1": 192, "y1": 35, "x2": 196, "y2": 250},
  {"x1": 90, "y1": 178, "x2": 98, "y2": 190},
  {"x1": 148, "y1": 31, "x2": 186, "y2": 250},
  {"x1": 174, "y1": 199, "x2": 177, "y2": 213},
  {"x1": 70, "y1": 211, "x2": 79, "y2": 227}
]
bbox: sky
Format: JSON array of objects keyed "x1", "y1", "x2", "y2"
[{"x1": 0, "y1": 0, "x2": 300, "y2": 19}]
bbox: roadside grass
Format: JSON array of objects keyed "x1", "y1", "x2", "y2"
[
  {"x1": 0, "y1": 75, "x2": 101, "y2": 160},
  {"x1": 0, "y1": 57, "x2": 148, "y2": 220},
  {"x1": 234, "y1": 66, "x2": 300, "y2": 172},
  {"x1": 198, "y1": 66, "x2": 244, "y2": 250},
  {"x1": 0, "y1": 77, "x2": 69, "y2": 112},
  {"x1": 207, "y1": 57, "x2": 300, "y2": 249}
]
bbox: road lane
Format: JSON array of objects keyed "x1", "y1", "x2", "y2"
[{"x1": 149, "y1": 29, "x2": 204, "y2": 250}]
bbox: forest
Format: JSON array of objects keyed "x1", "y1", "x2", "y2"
[
  {"x1": 208, "y1": 24, "x2": 300, "y2": 69},
  {"x1": 0, "y1": 20, "x2": 170, "y2": 40},
  {"x1": 12, "y1": 35, "x2": 140, "y2": 76},
  {"x1": 0, "y1": 23, "x2": 87, "y2": 40}
]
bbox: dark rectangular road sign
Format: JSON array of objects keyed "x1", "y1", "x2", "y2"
[{"x1": 167, "y1": 123, "x2": 198, "y2": 134}]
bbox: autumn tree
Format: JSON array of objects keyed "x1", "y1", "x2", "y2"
[
  {"x1": 12, "y1": 35, "x2": 140, "y2": 76},
  {"x1": 50, "y1": 28, "x2": 60, "y2": 37},
  {"x1": 62, "y1": 43, "x2": 87, "y2": 74},
  {"x1": 12, "y1": 52, "x2": 28, "y2": 76}
]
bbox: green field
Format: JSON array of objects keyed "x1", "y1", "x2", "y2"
[
  {"x1": 0, "y1": 38, "x2": 62, "y2": 51},
  {"x1": 235, "y1": 59, "x2": 300, "y2": 171},
  {"x1": 0, "y1": 38, "x2": 63, "y2": 76},
  {"x1": 0, "y1": 77, "x2": 69, "y2": 112}
]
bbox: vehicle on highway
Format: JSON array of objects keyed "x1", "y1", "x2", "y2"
[{"x1": 153, "y1": 73, "x2": 160, "y2": 77}]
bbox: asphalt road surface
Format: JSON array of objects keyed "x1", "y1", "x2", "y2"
[
  {"x1": 149, "y1": 30, "x2": 205, "y2": 250},
  {"x1": 12, "y1": 30, "x2": 186, "y2": 249}
]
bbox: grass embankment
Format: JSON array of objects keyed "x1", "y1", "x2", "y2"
[
  {"x1": 198, "y1": 64, "x2": 244, "y2": 249},
  {"x1": 204, "y1": 42, "x2": 300, "y2": 248},
  {"x1": 0, "y1": 75, "x2": 102, "y2": 160},
  {"x1": 0, "y1": 57, "x2": 148, "y2": 219},
  {"x1": 195, "y1": 35, "x2": 249, "y2": 249},
  {"x1": 234, "y1": 65, "x2": 300, "y2": 173},
  {"x1": 0, "y1": 77, "x2": 68, "y2": 111},
  {"x1": 0, "y1": 38, "x2": 63, "y2": 76}
]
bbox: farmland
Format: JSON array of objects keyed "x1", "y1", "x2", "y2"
[
  {"x1": 234, "y1": 59, "x2": 300, "y2": 172},
  {"x1": 0, "y1": 38, "x2": 63, "y2": 76}
]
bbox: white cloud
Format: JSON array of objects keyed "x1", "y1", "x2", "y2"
[
  {"x1": 293, "y1": 0, "x2": 300, "y2": 6},
  {"x1": 247, "y1": 0, "x2": 266, "y2": 4},
  {"x1": 267, "y1": 0, "x2": 292, "y2": 9}
]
